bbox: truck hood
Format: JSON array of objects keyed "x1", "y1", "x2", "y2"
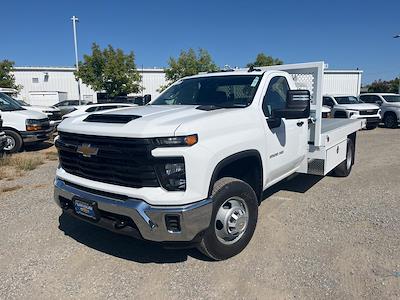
[
  {"x1": 5, "y1": 109, "x2": 48, "y2": 119},
  {"x1": 336, "y1": 103, "x2": 379, "y2": 111},
  {"x1": 58, "y1": 105, "x2": 224, "y2": 137}
]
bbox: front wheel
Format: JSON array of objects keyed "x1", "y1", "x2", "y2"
[
  {"x1": 198, "y1": 177, "x2": 258, "y2": 260},
  {"x1": 384, "y1": 113, "x2": 398, "y2": 128},
  {"x1": 3, "y1": 130, "x2": 23, "y2": 153}
]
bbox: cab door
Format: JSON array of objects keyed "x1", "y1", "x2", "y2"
[{"x1": 261, "y1": 75, "x2": 308, "y2": 184}]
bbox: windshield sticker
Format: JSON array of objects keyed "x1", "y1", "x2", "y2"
[{"x1": 251, "y1": 77, "x2": 260, "y2": 87}]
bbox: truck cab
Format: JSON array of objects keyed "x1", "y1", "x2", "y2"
[
  {"x1": 0, "y1": 92, "x2": 53, "y2": 153},
  {"x1": 359, "y1": 93, "x2": 400, "y2": 128},
  {"x1": 54, "y1": 62, "x2": 364, "y2": 260},
  {"x1": 323, "y1": 95, "x2": 381, "y2": 129}
]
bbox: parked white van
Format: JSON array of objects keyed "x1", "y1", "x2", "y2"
[{"x1": 0, "y1": 92, "x2": 53, "y2": 153}]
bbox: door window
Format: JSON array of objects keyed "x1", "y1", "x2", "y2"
[
  {"x1": 323, "y1": 97, "x2": 335, "y2": 107},
  {"x1": 262, "y1": 76, "x2": 289, "y2": 117}
]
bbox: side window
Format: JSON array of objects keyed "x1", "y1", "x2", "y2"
[
  {"x1": 323, "y1": 97, "x2": 334, "y2": 107},
  {"x1": 85, "y1": 107, "x2": 97, "y2": 112},
  {"x1": 262, "y1": 76, "x2": 289, "y2": 117},
  {"x1": 97, "y1": 106, "x2": 117, "y2": 111},
  {"x1": 371, "y1": 95, "x2": 382, "y2": 104}
]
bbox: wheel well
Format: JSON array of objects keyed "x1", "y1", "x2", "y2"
[
  {"x1": 383, "y1": 111, "x2": 397, "y2": 119},
  {"x1": 2, "y1": 127, "x2": 22, "y2": 137},
  {"x1": 209, "y1": 151, "x2": 263, "y2": 202}
]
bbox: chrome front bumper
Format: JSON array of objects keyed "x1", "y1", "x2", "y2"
[{"x1": 54, "y1": 178, "x2": 213, "y2": 242}]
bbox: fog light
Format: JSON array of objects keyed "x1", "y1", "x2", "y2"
[
  {"x1": 165, "y1": 163, "x2": 184, "y2": 176},
  {"x1": 165, "y1": 215, "x2": 181, "y2": 233}
]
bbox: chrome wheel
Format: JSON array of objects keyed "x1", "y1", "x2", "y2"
[
  {"x1": 215, "y1": 196, "x2": 249, "y2": 245},
  {"x1": 4, "y1": 136, "x2": 16, "y2": 151}
]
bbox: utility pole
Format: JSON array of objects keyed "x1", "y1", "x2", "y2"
[
  {"x1": 71, "y1": 16, "x2": 81, "y2": 104},
  {"x1": 394, "y1": 34, "x2": 400, "y2": 94}
]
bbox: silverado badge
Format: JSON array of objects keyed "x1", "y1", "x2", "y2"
[{"x1": 77, "y1": 144, "x2": 99, "y2": 158}]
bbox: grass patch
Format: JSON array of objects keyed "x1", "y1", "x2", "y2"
[{"x1": 0, "y1": 146, "x2": 58, "y2": 181}]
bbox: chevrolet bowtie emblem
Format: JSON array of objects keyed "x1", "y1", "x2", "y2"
[{"x1": 77, "y1": 143, "x2": 99, "y2": 157}]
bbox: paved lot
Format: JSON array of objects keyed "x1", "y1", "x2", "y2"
[{"x1": 1, "y1": 128, "x2": 399, "y2": 299}]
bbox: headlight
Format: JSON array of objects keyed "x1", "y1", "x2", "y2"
[
  {"x1": 26, "y1": 119, "x2": 45, "y2": 131},
  {"x1": 156, "y1": 159, "x2": 186, "y2": 191},
  {"x1": 154, "y1": 134, "x2": 198, "y2": 147}
]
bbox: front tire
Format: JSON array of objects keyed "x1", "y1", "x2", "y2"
[
  {"x1": 333, "y1": 138, "x2": 354, "y2": 177},
  {"x1": 3, "y1": 130, "x2": 23, "y2": 153},
  {"x1": 198, "y1": 177, "x2": 258, "y2": 260},
  {"x1": 383, "y1": 113, "x2": 398, "y2": 128}
]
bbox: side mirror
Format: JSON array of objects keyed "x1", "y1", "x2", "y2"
[
  {"x1": 143, "y1": 94, "x2": 152, "y2": 105},
  {"x1": 273, "y1": 90, "x2": 311, "y2": 119}
]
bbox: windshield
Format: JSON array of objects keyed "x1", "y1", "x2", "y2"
[
  {"x1": 16, "y1": 99, "x2": 30, "y2": 106},
  {"x1": 152, "y1": 75, "x2": 262, "y2": 107},
  {"x1": 0, "y1": 93, "x2": 25, "y2": 111},
  {"x1": 383, "y1": 95, "x2": 400, "y2": 103},
  {"x1": 334, "y1": 96, "x2": 361, "y2": 105}
]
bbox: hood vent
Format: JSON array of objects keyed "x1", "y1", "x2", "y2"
[{"x1": 83, "y1": 114, "x2": 141, "y2": 124}]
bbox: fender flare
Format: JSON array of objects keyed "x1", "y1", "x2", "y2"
[{"x1": 207, "y1": 150, "x2": 263, "y2": 200}]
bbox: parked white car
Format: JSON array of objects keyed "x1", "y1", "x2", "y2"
[
  {"x1": 54, "y1": 62, "x2": 365, "y2": 260},
  {"x1": 0, "y1": 92, "x2": 53, "y2": 153},
  {"x1": 323, "y1": 95, "x2": 380, "y2": 129},
  {"x1": 62, "y1": 103, "x2": 137, "y2": 119},
  {"x1": 359, "y1": 93, "x2": 400, "y2": 128}
]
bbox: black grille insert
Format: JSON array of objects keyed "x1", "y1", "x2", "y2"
[
  {"x1": 359, "y1": 109, "x2": 378, "y2": 115},
  {"x1": 56, "y1": 132, "x2": 160, "y2": 188}
]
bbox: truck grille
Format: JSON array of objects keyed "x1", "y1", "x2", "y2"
[
  {"x1": 48, "y1": 111, "x2": 62, "y2": 121},
  {"x1": 359, "y1": 109, "x2": 378, "y2": 115},
  {"x1": 56, "y1": 132, "x2": 160, "y2": 188}
]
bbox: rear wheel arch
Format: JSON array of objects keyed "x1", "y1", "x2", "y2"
[{"x1": 208, "y1": 150, "x2": 263, "y2": 202}]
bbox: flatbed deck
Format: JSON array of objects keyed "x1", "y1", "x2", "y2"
[{"x1": 320, "y1": 118, "x2": 366, "y2": 148}]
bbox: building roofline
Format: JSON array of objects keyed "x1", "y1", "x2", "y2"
[{"x1": 13, "y1": 66, "x2": 165, "y2": 72}]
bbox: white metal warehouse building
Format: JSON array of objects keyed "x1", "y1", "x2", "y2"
[{"x1": 11, "y1": 67, "x2": 362, "y2": 106}]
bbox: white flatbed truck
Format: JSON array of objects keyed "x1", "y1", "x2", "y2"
[{"x1": 54, "y1": 62, "x2": 365, "y2": 260}]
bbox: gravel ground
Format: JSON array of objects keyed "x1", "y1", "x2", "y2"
[{"x1": 0, "y1": 128, "x2": 399, "y2": 299}]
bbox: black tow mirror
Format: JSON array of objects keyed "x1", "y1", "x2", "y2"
[
  {"x1": 143, "y1": 94, "x2": 152, "y2": 105},
  {"x1": 273, "y1": 90, "x2": 311, "y2": 119}
]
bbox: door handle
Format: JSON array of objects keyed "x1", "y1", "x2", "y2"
[{"x1": 297, "y1": 121, "x2": 304, "y2": 127}]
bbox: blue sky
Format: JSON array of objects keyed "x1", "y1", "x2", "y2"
[{"x1": 2, "y1": 0, "x2": 399, "y2": 84}]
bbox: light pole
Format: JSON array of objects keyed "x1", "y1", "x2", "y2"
[
  {"x1": 71, "y1": 16, "x2": 81, "y2": 104},
  {"x1": 394, "y1": 34, "x2": 400, "y2": 94}
]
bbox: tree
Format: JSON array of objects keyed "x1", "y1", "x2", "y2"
[
  {"x1": 161, "y1": 48, "x2": 218, "y2": 90},
  {"x1": 366, "y1": 78, "x2": 400, "y2": 93},
  {"x1": 75, "y1": 43, "x2": 142, "y2": 98},
  {"x1": 246, "y1": 53, "x2": 283, "y2": 68},
  {"x1": 0, "y1": 60, "x2": 21, "y2": 90}
]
